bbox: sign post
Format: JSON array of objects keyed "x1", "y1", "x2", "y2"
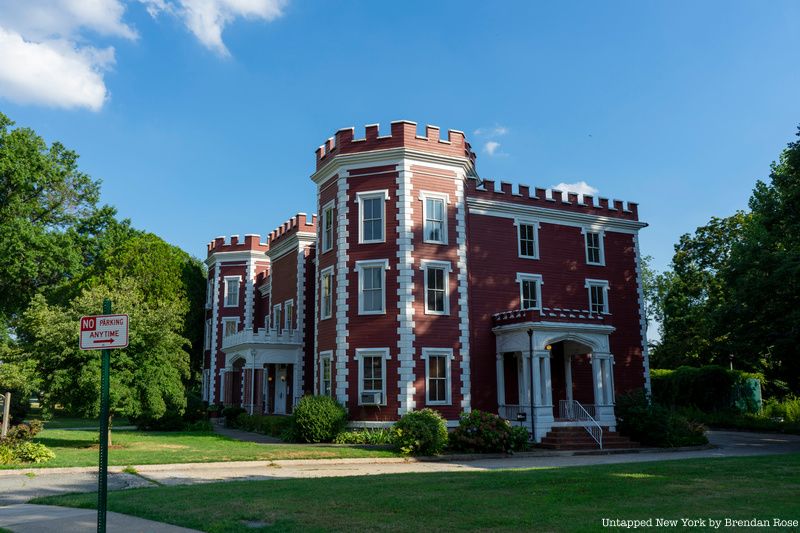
[{"x1": 79, "y1": 301, "x2": 128, "y2": 533}]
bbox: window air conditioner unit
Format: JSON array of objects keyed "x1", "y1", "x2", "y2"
[{"x1": 361, "y1": 392, "x2": 382, "y2": 405}]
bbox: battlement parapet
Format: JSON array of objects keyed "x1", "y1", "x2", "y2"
[
  {"x1": 267, "y1": 213, "x2": 318, "y2": 248},
  {"x1": 207, "y1": 234, "x2": 268, "y2": 257},
  {"x1": 315, "y1": 121, "x2": 477, "y2": 170},
  {"x1": 467, "y1": 177, "x2": 639, "y2": 221}
]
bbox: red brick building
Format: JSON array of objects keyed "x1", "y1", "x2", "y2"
[{"x1": 203, "y1": 121, "x2": 650, "y2": 442}]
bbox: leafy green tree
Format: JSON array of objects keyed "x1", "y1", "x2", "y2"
[{"x1": 20, "y1": 279, "x2": 190, "y2": 433}]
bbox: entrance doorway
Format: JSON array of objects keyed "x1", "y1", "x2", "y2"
[
  {"x1": 549, "y1": 340, "x2": 594, "y2": 418},
  {"x1": 274, "y1": 365, "x2": 288, "y2": 415}
]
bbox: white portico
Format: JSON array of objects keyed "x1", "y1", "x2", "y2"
[{"x1": 493, "y1": 317, "x2": 617, "y2": 443}]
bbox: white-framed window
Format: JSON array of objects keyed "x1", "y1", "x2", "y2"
[
  {"x1": 204, "y1": 319, "x2": 212, "y2": 350},
  {"x1": 264, "y1": 314, "x2": 270, "y2": 330},
  {"x1": 284, "y1": 299, "x2": 294, "y2": 331},
  {"x1": 356, "y1": 190, "x2": 389, "y2": 244},
  {"x1": 319, "y1": 351, "x2": 333, "y2": 397},
  {"x1": 583, "y1": 228, "x2": 605, "y2": 266},
  {"x1": 222, "y1": 317, "x2": 239, "y2": 338},
  {"x1": 320, "y1": 266, "x2": 334, "y2": 320},
  {"x1": 586, "y1": 279, "x2": 610, "y2": 314},
  {"x1": 321, "y1": 201, "x2": 335, "y2": 253},
  {"x1": 514, "y1": 218, "x2": 540, "y2": 259},
  {"x1": 223, "y1": 276, "x2": 241, "y2": 307},
  {"x1": 356, "y1": 348, "x2": 390, "y2": 405},
  {"x1": 272, "y1": 304, "x2": 282, "y2": 332},
  {"x1": 421, "y1": 260, "x2": 451, "y2": 315},
  {"x1": 420, "y1": 191, "x2": 449, "y2": 244},
  {"x1": 356, "y1": 259, "x2": 389, "y2": 315},
  {"x1": 516, "y1": 273, "x2": 543, "y2": 310},
  {"x1": 205, "y1": 279, "x2": 213, "y2": 308},
  {"x1": 422, "y1": 348, "x2": 453, "y2": 405}
]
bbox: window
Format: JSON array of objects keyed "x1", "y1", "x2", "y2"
[
  {"x1": 320, "y1": 267, "x2": 333, "y2": 319},
  {"x1": 356, "y1": 348, "x2": 389, "y2": 404},
  {"x1": 421, "y1": 192, "x2": 449, "y2": 244},
  {"x1": 586, "y1": 279, "x2": 610, "y2": 314},
  {"x1": 356, "y1": 259, "x2": 389, "y2": 314},
  {"x1": 320, "y1": 352, "x2": 333, "y2": 396},
  {"x1": 357, "y1": 190, "x2": 389, "y2": 244},
  {"x1": 224, "y1": 277, "x2": 241, "y2": 307},
  {"x1": 321, "y1": 202, "x2": 334, "y2": 253},
  {"x1": 223, "y1": 318, "x2": 239, "y2": 338},
  {"x1": 423, "y1": 348, "x2": 452, "y2": 405},
  {"x1": 206, "y1": 279, "x2": 213, "y2": 308},
  {"x1": 516, "y1": 273, "x2": 543, "y2": 310},
  {"x1": 515, "y1": 219, "x2": 539, "y2": 259},
  {"x1": 422, "y1": 260, "x2": 451, "y2": 315},
  {"x1": 284, "y1": 300, "x2": 293, "y2": 331},
  {"x1": 204, "y1": 319, "x2": 212, "y2": 350},
  {"x1": 583, "y1": 229, "x2": 605, "y2": 266},
  {"x1": 273, "y1": 304, "x2": 282, "y2": 332}
]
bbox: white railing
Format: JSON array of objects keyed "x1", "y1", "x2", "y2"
[
  {"x1": 222, "y1": 328, "x2": 302, "y2": 349},
  {"x1": 559, "y1": 400, "x2": 603, "y2": 449}
]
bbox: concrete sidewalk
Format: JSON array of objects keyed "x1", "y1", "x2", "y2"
[{"x1": 0, "y1": 504, "x2": 200, "y2": 532}]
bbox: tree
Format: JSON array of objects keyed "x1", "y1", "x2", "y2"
[{"x1": 20, "y1": 279, "x2": 190, "y2": 436}]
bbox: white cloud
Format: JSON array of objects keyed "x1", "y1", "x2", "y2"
[
  {"x1": 484, "y1": 141, "x2": 501, "y2": 156},
  {"x1": 0, "y1": 27, "x2": 113, "y2": 111},
  {"x1": 0, "y1": 0, "x2": 135, "y2": 111},
  {"x1": 551, "y1": 181, "x2": 600, "y2": 197},
  {"x1": 474, "y1": 125, "x2": 508, "y2": 137},
  {"x1": 141, "y1": 0, "x2": 287, "y2": 57}
]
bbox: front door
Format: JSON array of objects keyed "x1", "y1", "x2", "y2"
[{"x1": 274, "y1": 365, "x2": 288, "y2": 415}]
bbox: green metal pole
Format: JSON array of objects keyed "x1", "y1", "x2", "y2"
[{"x1": 97, "y1": 298, "x2": 111, "y2": 533}]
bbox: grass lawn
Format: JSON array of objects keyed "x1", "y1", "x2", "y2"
[
  {"x1": 34, "y1": 454, "x2": 800, "y2": 532},
  {"x1": 0, "y1": 429, "x2": 398, "y2": 469}
]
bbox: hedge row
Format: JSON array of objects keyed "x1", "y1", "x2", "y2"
[{"x1": 651, "y1": 365, "x2": 762, "y2": 413}]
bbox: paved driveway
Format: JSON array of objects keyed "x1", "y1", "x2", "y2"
[{"x1": 0, "y1": 430, "x2": 797, "y2": 506}]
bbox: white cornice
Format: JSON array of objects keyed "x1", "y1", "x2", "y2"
[
  {"x1": 492, "y1": 321, "x2": 616, "y2": 336},
  {"x1": 266, "y1": 231, "x2": 317, "y2": 262},
  {"x1": 310, "y1": 147, "x2": 474, "y2": 186},
  {"x1": 205, "y1": 249, "x2": 269, "y2": 268},
  {"x1": 467, "y1": 197, "x2": 647, "y2": 234}
]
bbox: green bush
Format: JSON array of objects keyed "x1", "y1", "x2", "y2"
[
  {"x1": 651, "y1": 366, "x2": 762, "y2": 413},
  {"x1": 290, "y1": 396, "x2": 347, "y2": 443},
  {"x1": 222, "y1": 406, "x2": 247, "y2": 427},
  {"x1": 616, "y1": 390, "x2": 708, "y2": 448},
  {"x1": 510, "y1": 425, "x2": 531, "y2": 452},
  {"x1": 678, "y1": 406, "x2": 800, "y2": 435},
  {"x1": 234, "y1": 414, "x2": 292, "y2": 437},
  {"x1": 13, "y1": 441, "x2": 55, "y2": 463},
  {"x1": 0, "y1": 420, "x2": 55, "y2": 465},
  {"x1": 4, "y1": 420, "x2": 43, "y2": 443},
  {"x1": 391, "y1": 409, "x2": 448, "y2": 456},
  {"x1": 449, "y1": 410, "x2": 526, "y2": 454},
  {"x1": 333, "y1": 428, "x2": 393, "y2": 445},
  {"x1": 764, "y1": 396, "x2": 800, "y2": 423}
]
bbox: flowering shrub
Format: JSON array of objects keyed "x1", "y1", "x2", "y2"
[
  {"x1": 391, "y1": 409, "x2": 448, "y2": 456},
  {"x1": 449, "y1": 410, "x2": 527, "y2": 453},
  {"x1": 0, "y1": 420, "x2": 55, "y2": 465}
]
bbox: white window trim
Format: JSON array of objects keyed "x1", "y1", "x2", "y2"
[
  {"x1": 319, "y1": 350, "x2": 333, "y2": 396},
  {"x1": 516, "y1": 273, "x2": 544, "y2": 311},
  {"x1": 356, "y1": 259, "x2": 390, "y2": 315},
  {"x1": 204, "y1": 318, "x2": 212, "y2": 350},
  {"x1": 513, "y1": 218, "x2": 540, "y2": 260},
  {"x1": 585, "y1": 278, "x2": 610, "y2": 314},
  {"x1": 419, "y1": 191, "x2": 450, "y2": 245},
  {"x1": 321, "y1": 200, "x2": 335, "y2": 253},
  {"x1": 283, "y1": 299, "x2": 294, "y2": 331},
  {"x1": 356, "y1": 190, "x2": 390, "y2": 244},
  {"x1": 222, "y1": 317, "x2": 240, "y2": 337},
  {"x1": 420, "y1": 260, "x2": 452, "y2": 316},
  {"x1": 205, "y1": 279, "x2": 213, "y2": 308},
  {"x1": 272, "y1": 304, "x2": 282, "y2": 331},
  {"x1": 320, "y1": 266, "x2": 334, "y2": 320},
  {"x1": 421, "y1": 348, "x2": 454, "y2": 406},
  {"x1": 223, "y1": 276, "x2": 242, "y2": 308},
  {"x1": 582, "y1": 227, "x2": 606, "y2": 266},
  {"x1": 355, "y1": 348, "x2": 391, "y2": 406}
]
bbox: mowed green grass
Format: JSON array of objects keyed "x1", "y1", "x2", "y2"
[
  {"x1": 35, "y1": 454, "x2": 800, "y2": 532},
  {"x1": 0, "y1": 429, "x2": 398, "y2": 469}
]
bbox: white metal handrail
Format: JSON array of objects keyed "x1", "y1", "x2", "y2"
[{"x1": 559, "y1": 400, "x2": 603, "y2": 449}]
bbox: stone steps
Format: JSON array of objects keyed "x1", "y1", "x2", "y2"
[{"x1": 538, "y1": 426, "x2": 639, "y2": 450}]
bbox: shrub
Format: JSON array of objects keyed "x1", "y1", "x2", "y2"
[
  {"x1": 391, "y1": 409, "x2": 448, "y2": 456},
  {"x1": 616, "y1": 390, "x2": 708, "y2": 447},
  {"x1": 449, "y1": 410, "x2": 526, "y2": 454},
  {"x1": 4, "y1": 420, "x2": 43, "y2": 443},
  {"x1": 0, "y1": 421, "x2": 55, "y2": 465},
  {"x1": 13, "y1": 441, "x2": 55, "y2": 463},
  {"x1": 333, "y1": 428, "x2": 393, "y2": 445},
  {"x1": 290, "y1": 396, "x2": 347, "y2": 443},
  {"x1": 510, "y1": 425, "x2": 531, "y2": 452},
  {"x1": 234, "y1": 414, "x2": 292, "y2": 437},
  {"x1": 764, "y1": 396, "x2": 800, "y2": 423},
  {"x1": 222, "y1": 406, "x2": 247, "y2": 427},
  {"x1": 651, "y1": 366, "x2": 762, "y2": 413}
]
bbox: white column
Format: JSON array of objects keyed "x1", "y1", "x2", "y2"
[
  {"x1": 603, "y1": 358, "x2": 614, "y2": 405},
  {"x1": 250, "y1": 350, "x2": 256, "y2": 415},
  {"x1": 542, "y1": 355, "x2": 552, "y2": 406},
  {"x1": 564, "y1": 354, "x2": 573, "y2": 403},
  {"x1": 496, "y1": 353, "x2": 505, "y2": 409},
  {"x1": 527, "y1": 353, "x2": 537, "y2": 407},
  {"x1": 592, "y1": 354, "x2": 604, "y2": 406}
]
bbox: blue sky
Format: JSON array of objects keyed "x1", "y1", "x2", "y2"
[{"x1": 1, "y1": 1, "x2": 798, "y2": 275}]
